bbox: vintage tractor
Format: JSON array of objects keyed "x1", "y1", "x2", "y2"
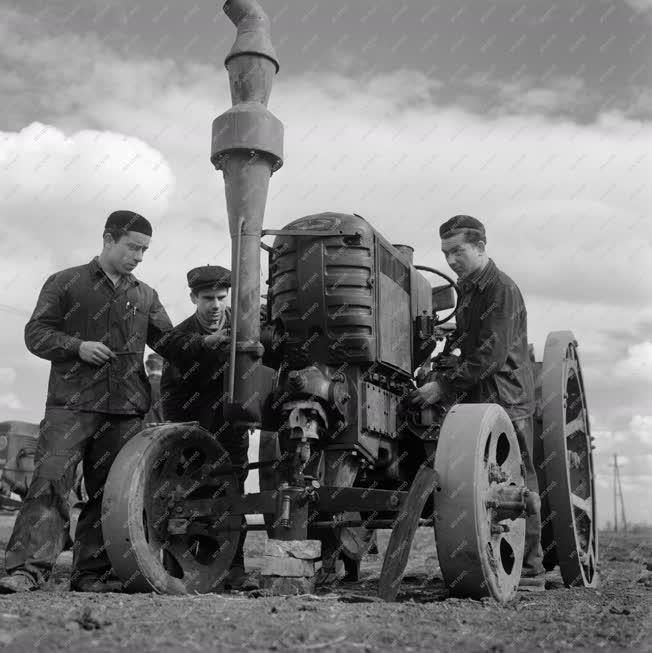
[
  {"x1": 0, "y1": 420, "x2": 38, "y2": 510},
  {"x1": 0, "y1": 420, "x2": 87, "y2": 542},
  {"x1": 102, "y1": 0, "x2": 597, "y2": 602}
]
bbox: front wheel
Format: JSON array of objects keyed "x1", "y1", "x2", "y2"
[
  {"x1": 434, "y1": 404, "x2": 527, "y2": 603},
  {"x1": 102, "y1": 422, "x2": 241, "y2": 594}
]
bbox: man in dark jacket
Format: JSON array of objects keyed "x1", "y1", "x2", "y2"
[
  {"x1": 0, "y1": 211, "x2": 221, "y2": 594},
  {"x1": 161, "y1": 265, "x2": 254, "y2": 590},
  {"x1": 409, "y1": 215, "x2": 544, "y2": 590}
]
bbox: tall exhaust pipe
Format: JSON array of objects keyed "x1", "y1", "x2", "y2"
[{"x1": 211, "y1": 0, "x2": 283, "y2": 429}]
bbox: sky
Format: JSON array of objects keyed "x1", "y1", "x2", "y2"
[{"x1": 0, "y1": 0, "x2": 650, "y2": 526}]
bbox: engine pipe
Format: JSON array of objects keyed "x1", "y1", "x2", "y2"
[{"x1": 211, "y1": 0, "x2": 283, "y2": 428}]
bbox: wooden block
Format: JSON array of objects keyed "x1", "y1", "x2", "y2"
[
  {"x1": 261, "y1": 557, "x2": 316, "y2": 578},
  {"x1": 264, "y1": 539, "x2": 322, "y2": 560},
  {"x1": 260, "y1": 576, "x2": 315, "y2": 595}
]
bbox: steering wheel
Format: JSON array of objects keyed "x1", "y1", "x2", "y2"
[{"x1": 414, "y1": 265, "x2": 460, "y2": 326}]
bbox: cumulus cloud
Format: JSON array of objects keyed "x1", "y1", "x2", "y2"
[
  {"x1": 0, "y1": 122, "x2": 176, "y2": 323},
  {"x1": 0, "y1": 368, "x2": 16, "y2": 385},
  {"x1": 624, "y1": 0, "x2": 652, "y2": 13},
  {"x1": 613, "y1": 341, "x2": 652, "y2": 382},
  {"x1": 0, "y1": 393, "x2": 23, "y2": 411},
  {"x1": 0, "y1": 3, "x2": 650, "y2": 522}
]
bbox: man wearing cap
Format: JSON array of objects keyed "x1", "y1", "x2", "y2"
[
  {"x1": 160, "y1": 265, "x2": 255, "y2": 590},
  {"x1": 0, "y1": 211, "x2": 224, "y2": 594},
  {"x1": 408, "y1": 215, "x2": 545, "y2": 591}
]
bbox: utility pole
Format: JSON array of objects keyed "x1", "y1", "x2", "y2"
[{"x1": 613, "y1": 454, "x2": 627, "y2": 533}]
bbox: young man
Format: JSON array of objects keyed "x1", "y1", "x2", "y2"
[
  {"x1": 0, "y1": 211, "x2": 218, "y2": 594},
  {"x1": 409, "y1": 215, "x2": 545, "y2": 591},
  {"x1": 160, "y1": 265, "x2": 255, "y2": 590}
]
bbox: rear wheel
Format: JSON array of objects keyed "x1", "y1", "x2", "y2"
[{"x1": 538, "y1": 331, "x2": 598, "y2": 587}]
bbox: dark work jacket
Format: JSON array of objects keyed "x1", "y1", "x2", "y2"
[
  {"x1": 24, "y1": 257, "x2": 208, "y2": 415},
  {"x1": 440, "y1": 259, "x2": 535, "y2": 419},
  {"x1": 160, "y1": 312, "x2": 231, "y2": 434}
]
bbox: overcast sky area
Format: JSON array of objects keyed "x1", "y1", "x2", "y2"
[{"x1": 0, "y1": 0, "x2": 650, "y2": 526}]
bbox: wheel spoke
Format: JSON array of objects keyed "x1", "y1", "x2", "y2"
[
  {"x1": 571, "y1": 493, "x2": 593, "y2": 520},
  {"x1": 565, "y1": 415, "x2": 585, "y2": 436}
]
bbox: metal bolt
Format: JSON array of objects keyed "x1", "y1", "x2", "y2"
[
  {"x1": 288, "y1": 370, "x2": 304, "y2": 389},
  {"x1": 490, "y1": 523, "x2": 509, "y2": 535}
]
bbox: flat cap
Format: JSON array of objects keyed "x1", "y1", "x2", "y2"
[
  {"x1": 105, "y1": 210, "x2": 152, "y2": 237},
  {"x1": 187, "y1": 265, "x2": 231, "y2": 291},
  {"x1": 439, "y1": 215, "x2": 486, "y2": 240}
]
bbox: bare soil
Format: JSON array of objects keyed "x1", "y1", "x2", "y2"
[{"x1": 0, "y1": 516, "x2": 649, "y2": 652}]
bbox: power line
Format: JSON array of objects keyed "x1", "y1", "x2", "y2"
[{"x1": 612, "y1": 454, "x2": 627, "y2": 532}]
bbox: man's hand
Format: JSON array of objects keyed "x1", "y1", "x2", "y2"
[
  {"x1": 408, "y1": 380, "x2": 444, "y2": 408},
  {"x1": 203, "y1": 332, "x2": 231, "y2": 350},
  {"x1": 79, "y1": 341, "x2": 116, "y2": 365}
]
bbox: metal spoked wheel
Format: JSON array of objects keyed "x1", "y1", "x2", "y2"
[
  {"x1": 378, "y1": 463, "x2": 437, "y2": 601},
  {"x1": 103, "y1": 422, "x2": 242, "y2": 594},
  {"x1": 434, "y1": 404, "x2": 526, "y2": 603},
  {"x1": 540, "y1": 331, "x2": 598, "y2": 588}
]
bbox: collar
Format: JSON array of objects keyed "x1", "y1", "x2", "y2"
[
  {"x1": 90, "y1": 256, "x2": 138, "y2": 287},
  {"x1": 460, "y1": 259, "x2": 497, "y2": 293},
  {"x1": 194, "y1": 310, "x2": 228, "y2": 335}
]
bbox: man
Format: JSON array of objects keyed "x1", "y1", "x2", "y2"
[
  {"x1": 161, "y1": 265, "x2": 254, "y2": 590},
  {"x1": 409, "y1": 215, "x2": 545, "y2": 591},
  {"x1": 0, "y1": 210, "x2": 221, "y2": 594},
  {"x1": 143, "y1": 352, "x2": 164, "y2": 424}
]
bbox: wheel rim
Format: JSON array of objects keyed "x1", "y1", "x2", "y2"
[
  {"x1": 378, "y1": 464, "x2": 437, "y2": 601},
  {"x1": 103, "y1": 423, "x2": 241, "y2": 594},
  {"x1": 541, "y1": 331, "x2": 598, "y2": 587},
  {"x1": 434, "y1": 404, "x2": 525, "y2": 603}
]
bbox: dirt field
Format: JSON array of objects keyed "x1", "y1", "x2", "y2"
[{"x1": 0, "y1": 515, "x2": 649, "y2": 653}]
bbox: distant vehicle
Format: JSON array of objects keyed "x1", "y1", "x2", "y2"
[
  {"x1": 0, "y1": 420, "x2": 85, "y2": 545},
  {"x1": 0, "y1": 420, "x2": 37, "y2": 509}
]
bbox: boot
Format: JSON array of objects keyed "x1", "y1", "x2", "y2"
[
  {"x1": 70, "y1": 573, "x2": 123, "y2": 593},
  {"x1": 0, "y1": 571, "x2": 39, "y2": 594}
]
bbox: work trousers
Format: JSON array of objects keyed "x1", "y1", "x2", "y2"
[
  {"x1": 5, "y1": 407, "x2": 142, "y2": 584},
  {"x1": 512, "y1": 415, "x2": 545, "y2": 575}
]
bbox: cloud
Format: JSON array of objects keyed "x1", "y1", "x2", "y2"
[
  {"x1": 624, "y1": 0, "x2": 652, "y2": 13},
  {"x1": 0, "y1": 368, "x2": 17, "y2": 385},
  {"x1": 0, "y1": 122, "x2": 175, "y2": 313},
  {"x1": 613, "y1": 341, "x2": 652, "y2": 382},
  {"x1": 0, "y1": 3, "x2": 650, "y2": 522},
  {"x1": 0, "y1": 393, "x2": 23, "y2": 410},
  {"x1": 463, "y1": 75, "x2": 602, "y2": 119},
  {"x1": 630, "y1": 415, "x2": 652, "y2": 446}
]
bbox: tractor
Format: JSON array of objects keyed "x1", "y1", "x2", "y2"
[{"x1": 102, "y1": 0, "x2": 597, "y2": 603}]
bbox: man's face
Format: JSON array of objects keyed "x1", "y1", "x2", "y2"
[
  {"x1": 191, "y1": 288, "x2": 229, "y2": 323},
  {"x1": 105, "y1": 231, "x2": 150, "y2": 274},
  {"x1": 441, "y1": 233, "x2": 485, "y2": 279}
]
